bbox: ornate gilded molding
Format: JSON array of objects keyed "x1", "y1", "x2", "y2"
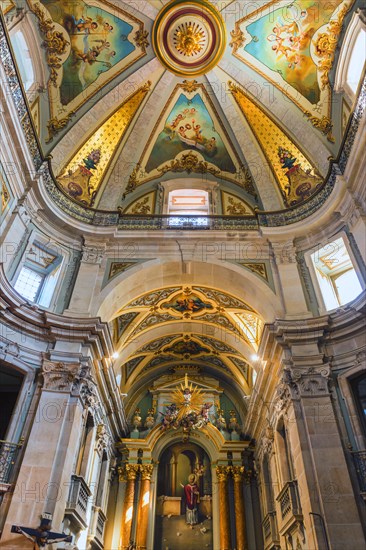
[
  {"x1": 133, "y1": 29, "x2": 149, "y2": 51},
  {"x1": 303, "y1": 113, "x2": 334, "y2": 143},
  {"x1": 216, "y1": 465, "x2": 231, "y2": 482},
  {"x1": 231, "y1": 465, "x2": 245, "y2": 482},
  {"x1": 157, "y1": 151, "x2": 221, "y2": 177},
  {"x1": 181, "y1": 79, "x2": 199, "y2": 93},
  {"x1": 229, "y1": 28, "x2": 245, "y2": 53},
  {"x1": 31, "y1": 2, "x2": 69, "y2": 86},
  {"x1": 118, "y1": 463, "x2": 153, "y2": 481},
  {"x1": 118, "y1": 463, "x2": 141, "y2": 482},
  {"x1": 140, "y1": 464, "x2": 154, "y2": 480}
]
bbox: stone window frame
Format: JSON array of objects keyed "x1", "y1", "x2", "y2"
[{"x1": 304, "y1": 230, "x2": 364, "y2": 314}]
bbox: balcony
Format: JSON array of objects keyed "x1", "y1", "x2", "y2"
[
  {"x1": 352, "y1": 450, "x2": 366, "y2": 499},
  {"x1": 65, "y1": 475, "x2": 92, "y2": 530},
  {"x1": 262, "y1": 511, "x2": 280, "y2": 550},
  {"x1": 0, "y1": 439, "x2": 23, "y2": 493},
  {"x1": 276, "y1": 481, "x2": 302, "y2": 534},
  {"x1": 89, "y1": 506, "x2": 107, "y2": 549}
]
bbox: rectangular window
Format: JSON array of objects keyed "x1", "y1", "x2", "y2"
[
  {"x1": 310, "y1": 237, "x2": 362, "y2": 310},
  {"x1": 14, "y1": 266, "x2": 43, "y2": 302},
  {"x1": 13, "y1": 241, "x2": 63, "y2": 307}
]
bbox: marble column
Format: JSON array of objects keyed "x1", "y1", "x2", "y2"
[
  {"x1": 136, "y1": 465, "x2": 154, "y2": 550},
  {"x1": 120, "y1": 464, "x2": 139, "y2": 549},
  {"x1": 216, "y1": 466, "x2": 231, "y2": 550},
  {"x1": 232, "y1": 466, "x2": 246, "y2": 550}
]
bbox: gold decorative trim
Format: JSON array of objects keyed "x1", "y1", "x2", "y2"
[
  {"x1": 239, "y1": 262, "x2": 268, "y2": 282},
  {"x1": 134, "y1": 29, "x2": 149, "y2": 51},
  {"x1": 46, "y1": 112, "x2": 75, "y2": 143},
  {"x1": 157, "y1": 151, "x2": 221, "y2": 177}
]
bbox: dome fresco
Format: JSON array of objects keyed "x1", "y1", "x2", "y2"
[{"x1": 5, "y1": 0, "x2": 362, "y2": 222}]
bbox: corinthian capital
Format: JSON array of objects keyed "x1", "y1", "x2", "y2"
[
  {"x1": 118, "y1": 464, "x2": 140, "y2": 482},
  {"x1": 216, "y1": 465, "x2": 231, "y2": 482},
  {"x1": 41, "y1": 360, "x2": 80, "y2": 392},
  {"x1": 140, "y1": 464, "x2": 154, "y2": 480},
  {"x1": 231, "y1": 466, "x2": 245, "y2": 482}
]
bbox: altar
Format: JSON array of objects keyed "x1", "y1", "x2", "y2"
[{"x1": 156, "y1": 495, "x2": 212, "y2": 517}]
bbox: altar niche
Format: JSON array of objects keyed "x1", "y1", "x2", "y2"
[{"x1": 154, "y1": 442, "x2": 213, "y2": 550}]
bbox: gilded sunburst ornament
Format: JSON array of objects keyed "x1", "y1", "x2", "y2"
[{"x1": 174, "y1": 22, "x2": 205, "y2": 56}]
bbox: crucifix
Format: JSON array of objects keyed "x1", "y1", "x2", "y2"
[{"x1": 11, "y1": 517, "x2": 72, "y2": 549}]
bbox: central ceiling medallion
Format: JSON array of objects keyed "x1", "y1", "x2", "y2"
[{"x1": 153, "y1": 0, "x2": 226, "y2": 76}]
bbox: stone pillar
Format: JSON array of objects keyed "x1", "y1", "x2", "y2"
[
  {"x1": 119, "y1": 464, "x2": 139, "y2": 549},
  {"x1": 1, "y1": 360, "x2": 92, "y2": 548},
  {"x1": 136, "y1": 465, "x2": 154, "y2": 550},
  {"x1": 272, "y1": 241, "x2": 311, "y2": 317},
  {"x1": 216, "y1": 466, "x2": 231, "y2": 550},
  {"x1": 277, "y1": 356, "x2": 365, "y2": 549},
  {"x1": 65, "y1": 244, "x2": 105, "y2": 316},
  {"x1": 232, "y1": 466, "x2": 246, "y2": 550}
]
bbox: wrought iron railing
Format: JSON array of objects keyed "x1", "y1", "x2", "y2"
[
  {"x1": 352, "y1": 450, "x2": 366, "y2": 493},
  {"x1": 65, "y1": 475, "x2": 92, "y2": 529},
  {"x1": 0, "y1": 439, "x2": 23, "y2": 484}
]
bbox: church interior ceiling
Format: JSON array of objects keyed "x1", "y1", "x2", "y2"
[
  {"x1": 4, "y1": 0, "x2": 362, "y2": 220},
  {"x1": 111, "y1": 285, "x2": 260, "y2": 396}
]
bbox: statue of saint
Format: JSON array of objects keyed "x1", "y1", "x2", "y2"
[{"x1": 180, "y1": 473, "x2": 200, "y2": 527}]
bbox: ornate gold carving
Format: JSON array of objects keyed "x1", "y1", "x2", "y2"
[
  {"x1": 46, "y1": 112, "x2": 75, "y2": 143},
  {"x1": 109, "y1": 262, "x2": 137, "y2": 279},
  {"x1": 304, "y1": 113, "x2": 335, "y2": 143},
  {"x1": 181, "y1": 79, "x2": 200, "y2": 93},
  {"x1": 157, "y1": 151, "x2": 221, "y2": 177},
  {"x1": 226, "y1": 196, "x2": 248, "y2": 215},
  {"x1": 174, "y1": 22, "x2": 205, "y2": 57},
  {"x1": 313, "y1": 3, "x2": 351, "y2": 92},
  {"x1": 216, "y1": 465, "x2": 231, "y2": 482},
  {"x1": 231, "y1": 465, "x2": 245, "y2": 482},
  {"x1": 118, "y1": 463, "x2": 140, "y2": 482},
  {"x1": 31, "y1": 3, "x2": 69, "y2": 87},
  {"x1": 139, "y1": 464, "x2": 154, "y2": 480},
  {"x1": 134, "y1": 29, "x2": 149, "y2": 51},
  {"x1": 229, "y1": 81, "x2": 324, "y2": 206},
  {"x1": 229, "y1": 27, "x2": 245, "y2": 53},
  {"x1": 240, "y1": 262, "x2": 268, "y2": 281},
  {"x1": 131, "y1": 196, "x2": 151, "y2": 214}
]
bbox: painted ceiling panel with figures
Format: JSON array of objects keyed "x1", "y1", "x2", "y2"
[
  {"x1": 112, "y1": 285, "x2": 262, "y2": 393},
  {"x1": 4, "y1": 0, "x2": 362, "y2": 221}
]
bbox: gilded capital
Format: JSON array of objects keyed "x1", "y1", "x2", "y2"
[
  {"x1": 231, "y1": 465, "x2": 245, "y2": 482},
  {"x1": 119, "y1": 464, "x2": 140, "y2": 482},
  {"x1": 140, "y1": 464, "x2": 154, "y2": 480},
  {"x1": 216, "y1": 465, "x2": 231, "y2": 482}
]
